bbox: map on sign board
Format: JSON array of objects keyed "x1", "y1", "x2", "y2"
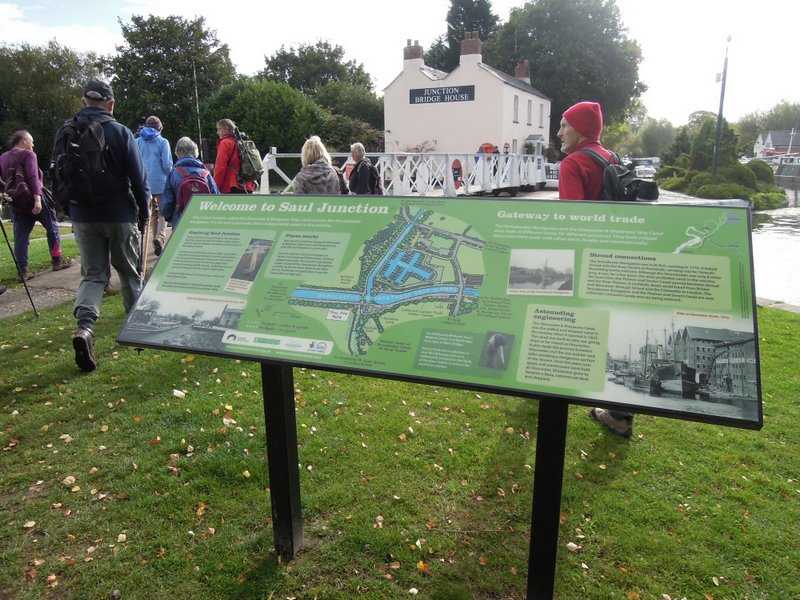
[{"x1": 118, "y1": 195, "x2": 762, "y2": 429}]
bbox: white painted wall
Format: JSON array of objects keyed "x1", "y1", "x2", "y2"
[{"x1": 384, "y1": 55, "x2": 551, "y2": 154}]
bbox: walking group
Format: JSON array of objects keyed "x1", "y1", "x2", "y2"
[{"x1": 0, "y1": 77, "x2": 630, "y2": 439}]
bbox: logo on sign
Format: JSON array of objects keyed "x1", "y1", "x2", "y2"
[{"x1": 409, "y1": 85, "x2": 475, "y2": 104}]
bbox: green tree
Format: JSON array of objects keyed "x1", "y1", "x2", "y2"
[
  {"x1": 321, "y1": 113, "x2": 382, "y2": 152},
  {"x1": 313, "y1": 81, "x2": 383, "y2": 130},
  {"x1": 688, "y1": 116, "x2": 737, "y2": 171},
  {"x1": 262, "y1": 42, "x2": 372, "y2": 94},
  {"x1": 484, "y1": 0, "x2": 645, "y2": 141},
  {"x1": 202, "y1": 78, "x2": 325, "y2": 156},
  {"x1": 424, "y1": 0, "x2": 499, "y2": 72},
  {"x1": 638, "y1": 118, "x2": 675, "y2": 157},
  {"x1": 662, "y1": 126, "x2": 691, "y2": 165},
  {"x1": 0, "y1": 42, "x2": 101, "y2": 166},
  {"x1": 108, "y1": 15, "x2": 236, "y2": 140}
]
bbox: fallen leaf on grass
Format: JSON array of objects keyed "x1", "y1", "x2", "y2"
[
  {"x1": 47, "y1": 574, "x2": 58, "y2": 588},
  {"x1": 374, "y1": 515, "x2": 384, "y2": 528},
  {"x1": 23, "y1": 521, "x2": 36, "y2": 529},
  {"x1": 478, "y1": 556, "x2": 488, "y2": 566},
  {"x1": 196, "y1": 502, "x2": 208, "y2": 518},
  {"x1": 148, "y1": 436, "x2": 161, "y2": 446},
  {"x1": 712, "y1": 576, "x2": 720, "y2": 586},
  {"x1": 566, "y1": 542, "x2": 581, "y2": 553},
  {"x1": 626, "y1": 593, "x2": 641, "y2": 600},
  {"x1": 156, "y1": 547, "x2": 166, "y2": 558},
  {"x1": 24, "y1": 566, "x2": 37, "y2": 582},
  {"x1": 388, "y1": 561, "x2": 401, "y2": 570},
  {"x1": 117, "y1": 533, "x2": 127, "y2": 543},
  {"x1": 242, "y1": 470, "x2": 251, "y2": 479},
  {"x1": 99, "y1": 425, "x2": 108, "y2": 433},
  {"x1": 417, "y1": 560, "x2": 431, "y2": 575},
  {"x1": 173, "y1": 389, "x2": 186, "y2": 399},
  {"x1": 222, "y1": 411, "x2": 237, "y2": 427},
  {"x1": 398, "y1": 433, "x2": 407, "y2": 442},
  {"x1": 408, "y1": 589, "x2": 418, "y2": 596},
  {"x1": 70, "y1": 485, "x2": 80, "y2": 493}
]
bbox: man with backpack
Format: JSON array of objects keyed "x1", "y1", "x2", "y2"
[
  {"x1": 557, "y1": 100, "x2": 634, "y2": 438},
  {"x1": 347, "y1": 142, "x2": 382, "y2": 195},
  {"x1": 160, "y1": 136, "x2": 219, "y2": 228},
  {"x1": 0, "y1": 130, "x2": 73, "y2": 281},
  {"x1": 52, "y1": 79, "x2": 150, "y2": 372},
  {"x1": 135, "y1": 115, "x2": 172, "y2": 256}
]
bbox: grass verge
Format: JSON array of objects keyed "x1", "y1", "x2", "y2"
[
  {"x1": 0, "y1": 300, "x2": 798, "y2": 599},
  {"x1": 1, "y1": 221, "x2": 77, "y2": 287}
]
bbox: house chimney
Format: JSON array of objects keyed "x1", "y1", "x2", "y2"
[
  {"x1": 459, "y1": 31, "x2": 482, "y2": 64},
  {"x1": 515, "y1": 59, "x2": 530, "y2": 85},
  {"x1": 404, "y1": 38, "x2": 423, "y2": 62}
]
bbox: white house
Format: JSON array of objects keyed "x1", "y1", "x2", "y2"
[
  {"x1": 383, "y1": 33, "x2": 551, "y2": 154},
  {"x1": 754, "y1": 130, "x2": 799, "y2": 157}
]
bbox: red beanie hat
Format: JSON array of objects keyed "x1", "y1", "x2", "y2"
[{"x1": 563, "y1": 101, "x2": 603, "y2": 142}]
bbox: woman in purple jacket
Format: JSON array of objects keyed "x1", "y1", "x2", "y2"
[{"x1": 0, "y1": 130, "x2": 72, "y2": 280}]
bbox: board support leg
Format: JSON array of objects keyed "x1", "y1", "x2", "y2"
[
  {"x1": 526, "y1": 400, "x2": 569, "y2": 599},
  {"x1": 261, "y1": 362, "x2": 303, "y2": 561}
]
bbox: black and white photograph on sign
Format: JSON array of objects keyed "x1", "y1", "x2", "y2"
[
  {"x1": 225, "y1": 238, "x2": 273, "y2": 294},
  {"x1": 592, "y1": 309, "x2": 759, "y2": 422},
  {"x1": 121, "y1": 290, "x2": 245, "y2": 351},
  {"x1": 507, "y1": 249, "x2": 574, "y2": 296},
  {"x1": 479, "y1": 332, "x2": 515, "y2": 371}
]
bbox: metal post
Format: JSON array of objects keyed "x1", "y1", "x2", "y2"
[
  {"x1": 712, "y1": 37, "x2": 731, "y2": 177},
  {"x1": 0, "y1": 217, "x2": 38, "y2": 316},
  {"x1": 526, "y1": 400, "x2": 569, "y2": 599},
  {"x1": 260, "y1": 362, "x2": 304, "y2": 561},
  {"x1": 192, "y1": 60, "x2": 204, "y2": 162}
]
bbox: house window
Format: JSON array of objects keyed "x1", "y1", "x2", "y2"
[
  {"x1": 513, "y1": 95, "x2": 519, "y2": 123},
  {"x1": 539, "y1": 103, "x2": 544, "y2": 128},
  {"x1": 527, "y1": 99, "x2": 532, "y2": 125},
  {"x1": 512, "y1": 139, "x2": 518, "y2": 153}
]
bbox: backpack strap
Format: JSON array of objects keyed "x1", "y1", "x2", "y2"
[{"x1": 578, "y1": 148, "x2": 618, "y2": 169}]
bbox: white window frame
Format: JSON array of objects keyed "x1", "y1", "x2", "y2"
[
  {"x1": 527, "y1": 99, "x2": 532, "y2": 125},
  {"x1": 539, "y1": 103, "x2": 544, "y2": 128},
  {"x1": 513, "y1": 95, "x2": 519, "y2": 123}
]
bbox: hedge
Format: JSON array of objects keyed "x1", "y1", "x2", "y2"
[
  {"x1": 751, "y1": 191, "x2": 788, "y2": 211},
  {"x1": 694, "y1": 183, "x2": 753, "y2": 201},
  {"x1": 746, "y1": 159, "x2": 775, "y2": 184}
]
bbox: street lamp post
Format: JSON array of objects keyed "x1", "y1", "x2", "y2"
[{"x1": 712, "y1": 36, "x2": 731, "y2": 177}]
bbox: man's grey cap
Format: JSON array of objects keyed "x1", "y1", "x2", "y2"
[{"x1": 83, "y1": 79, "x2": 114, "y2": 101}]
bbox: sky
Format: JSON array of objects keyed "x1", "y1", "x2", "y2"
[{"x1": 1, "y1": 0, "x2": 798, "y2": 126}]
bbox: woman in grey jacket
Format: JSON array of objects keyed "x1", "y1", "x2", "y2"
[{"x1": 289, "y1": 136, "x2": 344, "y2": 195}]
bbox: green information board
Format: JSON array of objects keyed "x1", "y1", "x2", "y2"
[{"x1": 118, "y1": 195, "x2": 762, "y2": 429}]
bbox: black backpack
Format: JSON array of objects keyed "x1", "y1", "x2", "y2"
[
  {"x1": 52, "y1": 113, "x2": 123, "y2": 206},
  {"x1": 580, "y1": 148, "x2": 659, "y2": 202}
]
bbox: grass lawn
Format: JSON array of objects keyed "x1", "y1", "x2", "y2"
[
  {"x1": 0, "y1": 220, "x2": 77, "y2": 287},
  {"x1": 0, "y1": 300, "x2": 798, "y2": 599}
]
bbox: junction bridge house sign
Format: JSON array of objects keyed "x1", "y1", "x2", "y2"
[{"x1": 409, "y1": 85, "x2": 476, "y2": 104}]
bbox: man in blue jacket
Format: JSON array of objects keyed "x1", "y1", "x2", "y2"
[
  {"x1": 52, "y1": 80, "x2": 150, "y2": 372},
  {"x1": 136, "y1": 115, "x2": 172, "y2": 256}
]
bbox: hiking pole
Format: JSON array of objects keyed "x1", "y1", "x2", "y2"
[{"x1": 0, "y1": 215, "x2": 39, "y2": 317}]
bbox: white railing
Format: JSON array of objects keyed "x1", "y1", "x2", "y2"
[{"x1": 259, "y1": 148, "x2": 555, "y2": 196}]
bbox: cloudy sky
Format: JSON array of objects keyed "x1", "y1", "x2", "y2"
[{"x1": 1, "y1": 0, "x2": 798, "y2": 125}]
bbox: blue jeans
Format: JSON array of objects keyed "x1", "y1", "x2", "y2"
[
  {"x1": 11, "y1": 203, "x2": 62, "y2": 270},
  {"x1": 73, "y1": 221, "x2": 142, "y2": 328}
]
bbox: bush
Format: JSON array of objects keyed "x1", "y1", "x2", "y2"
[
  {"x1": 751, "y1": 191, "x2": 788, "y2": 211},
  {"x1": 675, "y1": 154, "x2": 690, "y2": 169},
  {"x1": 687, "y1": 172, "x2": 716, "y2": 195},
  {"x1": 660, "y1": 176, "x2": 687, "y2": 191},
  {"x1": 721, "y1": 163, "x2": 757, "y2": 189},
  {"x1": 655, "y1": 166, "x2": 685, "y2": 181},
  {"x1": 755, "y1": 182, "x2": 784, "y2": 194},
  {"x1": 694, "y1": 183, "x2": 753, "y2": 201},
  {"x1": 683, "y1": 170, "x2": 699, "y2": 183},
  {"x1": 747, "y1": 159, "x2": 774, "y2": 184}
]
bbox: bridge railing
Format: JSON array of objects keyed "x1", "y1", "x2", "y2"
[{"x1": 259, "y1": 148, "x2": 556, "y2": 196}]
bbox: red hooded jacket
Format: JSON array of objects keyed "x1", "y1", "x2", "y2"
[
  {"x1": 214, "y1": 134, "x2": 241, "y2": 193},
  {"x1": 558, "y1": 102, "x2": 614, "y2": 201}
]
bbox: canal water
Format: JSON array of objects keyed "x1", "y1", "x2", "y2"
[{"x1": 751, "y1": 207, "x2": 800, "y2": 305}]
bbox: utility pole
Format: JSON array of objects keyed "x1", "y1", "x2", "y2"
[
  {"x1": 192, "y1": 60, "x2": 204, "y2": 162},
  {"x1": 788, "y1": 127, "x2": 796, "y2": 155},
  {"x1": 712, "y1": 36, "x2": 731, "y2": 177}
]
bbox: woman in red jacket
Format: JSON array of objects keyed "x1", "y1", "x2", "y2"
[{"x1": 213, "y1": 119, "x2": 244, "y2": 193}]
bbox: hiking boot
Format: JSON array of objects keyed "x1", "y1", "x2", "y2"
[
  {"x1": 153, "y1": 239, "x2": 163, "y2": 257},
  {"x1": 52, "y1": 256, "x2": 74, "y2": 271},
  {"x1": 18, "y1": 269, "x2": 34, "y2": 282},
  {"x1": 589, "y1": 408, "x2": 632, "y2": 438},
  {"x1": 72, "y1": 327, "x2": 97, "y2": 372}
]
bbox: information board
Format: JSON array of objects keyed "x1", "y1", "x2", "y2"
[{"x1": 118, "y1": 195, "x2": 762, "y2": 428}]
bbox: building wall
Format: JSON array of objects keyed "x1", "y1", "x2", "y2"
[
  {"x1": 499, "y1": 84, "x2": 550, "y2": 153},
  {"x1": 384, "y1": 57, "x2": 550, "y2": 154}
]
